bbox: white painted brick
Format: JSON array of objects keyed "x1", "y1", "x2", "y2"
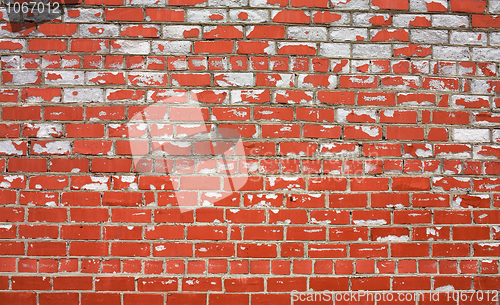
[
  {"x1": 1, "y1": 55, "x2": 19, "y2": 69},
  {"x1": 470, "y1": 80, "x2": 495, "y2": 94},
  {"x1": 231, "y1": 90, "x2": 269, "y2": 104},
  {"x1": 166, "y1": 57, "x2": 186, "y2": 70},
  {"x1": 32, "y1": 141, "x2": 71, "y2": 155},
  {"x1": 393, "y1": 14, "x2": 430, "y2": 27},
  {"x1": 490, "y1": 33, "x2": 500, "y2": 46},
  {"x1": 212, "y1": 57, "x2": 227, "y2": 70},
  {"x1": 214, "y1": 73, "x2": 254, "y2": 87},
  {"x1": 189, "y1": 57, "x2": 207, "y2": 69},
  {"x1": 288, "y1": 58, "x2": 307, "y2": 71},
  {"x1": 331, "y1": 0, "x2": 369, "y2": 10},
  {"x1": 85, "y1": 59, "x2": 103, "y2": 71},
  {"x1": 398, "y1": 93, "x2": 435, "y2": 106},
  {"x1": 163, "y1": 26, "x2": 201, "y2": 39},
  {"x1": 409, "y1": 0, "x2": 431, "y2": 14},
  {"x1": 187, "y1": 9, "x2": 227, "y2": 23},
  {"x1": 20, "y1": 56, "x2": 40, "y2": 69},
  {"x1": 434, "y1": 61, "x2": 456, "y2": 75},
  {"x1": 0, "y1": 141, "x2": 25, "y2": 155},
  {"x1": 229, "y1": 9, "x2": 268, "y2": 23},
  {"x1": 412, "y1": 61, "x2": 430, "y2": 73},
  {"x1": 351, "y1": 60, "x2": 370, "y2": 73},
  {"x1": 128, "y1": 72, "x2": 168, "y2": 86},
  {"x1": 331, "y1": 59, "x2": 350, "y2": 73},
  {"x1": 45, "y1": 71, "x2": 84, "y2": 85},
  {"x1": 458, "y1": 63, "x2": 475, "y2": 76},
  {"x1": 111, "y1": 40, "x2": 150, "y2": 54},
  {"x1": 126, "y1": 0, "x2": 165, "y2": 5},
  {"x1": 24, "y1": 91, "x2": 61, "y2": 103},
  {"x1": 209, "y1": 0, "x2": 248, "y2": 6},
  {"x1": 79, "y1": 24, "x2": 119, "y2": 37},
  {"x1": 289, "y1": 27, "x2": 327, "y2": 41},
  {"x1": 249, "y1": 0, "x2": 284, "y2": 7},
  {"x1": 329, "y1": 28, "x2": 367, "y2": 42},
  {"x1": 493, "y1": 131, "x2": 500, "y2": 142},
  {"x1": 277, "y1": 42, "x2": 316, "y2": 54},
  {"x1": 152, "y1": 41, "x2": 192, "y2": 55},
  {"x1": 353, "y1": 13, "x2": 391, "y2": 26},
  {"x1": 337, "y1": 109, "x2": 376, "y2": 123},
  {"x1": 64, "y1": 88, "x2": 104, "y2": 103},
  {"x1": 432, "y1": 15, "x2": 469, "y2": 28},
  {"x1": 453, "y1": 129, "x2": 490, "y2": 143},
  {"x1": 473, "y1": 145, "x2": 500, "y2": 159},
  {"x1": 491, "y1": 0, "x2": 500, "y2": 13},
  {"x1": 319, "y1": 43, "x2": 351, "y2": 58},
  {"x1": 437, "y1": 145, "x2": 471, "y2": 158},
  {"x1": 433, "y1": 46, "x2": 470, "y2": 61},
  {"x1": 260, "y1": 73, "x2": 294, "y2": 88},
  {"x1": 411, "y1": 29, "x2": 448, "y2": 44},
  {"x1": 427, "y1": 77, "x2": 460, "y2": 91},
  {"x1": 416, "y1": 0, "x2": 448, "y2": 12},
  {"x1": 450, "y1": 31, "x2": 487, "y2": 46},
  {"x1": 477, "y1": 63, "x2": 496, "y2": 77},
  {"x1": 64, "y1": 9, "x2": 103, "y2": 22},
  {"x1": 27, "y1": 124, "x2": 63, "y2": 138},
  {"x1": 353, "y1": 44, "x2": 391, "y2": 58},
  {"x1": 41, "y1": 57, "x2": 61, "y2": 69},
  {"x1": 472, "y1": 48, "x2": 500, "y2": 62},
  {"x1": 297, "y1": 75, "x2": 337, "y2": 89}
]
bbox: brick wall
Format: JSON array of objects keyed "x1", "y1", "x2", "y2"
[{"x1": 1, "y1": 0, "x2": 500, "y2": 304}]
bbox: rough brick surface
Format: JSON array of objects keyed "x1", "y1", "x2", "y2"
[{"x1": 0, "y1": 0, "x2": 500, "y2": 303}]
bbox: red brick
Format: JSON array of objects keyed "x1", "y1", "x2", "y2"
[
  {"x1": 39, "y1": 293, "x2": 79, "y2": 305},
  {"x1": 0, "y1": 292, "x2": 36, "y2": 305},
  {"x1": 451, "y1": 0, "x2": 486, "y2": 13},
  {"x1": 81, "y1": 294, "x2": 121, "y2": 305}
]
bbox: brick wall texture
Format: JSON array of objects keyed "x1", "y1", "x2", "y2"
[{"x1": 1, "y1": 0, "x2": 500, "y2": 304}]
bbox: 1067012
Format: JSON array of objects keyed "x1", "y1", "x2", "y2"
[{"x1": 4, "y1": 1, "x2": 60, "y2": 14}]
